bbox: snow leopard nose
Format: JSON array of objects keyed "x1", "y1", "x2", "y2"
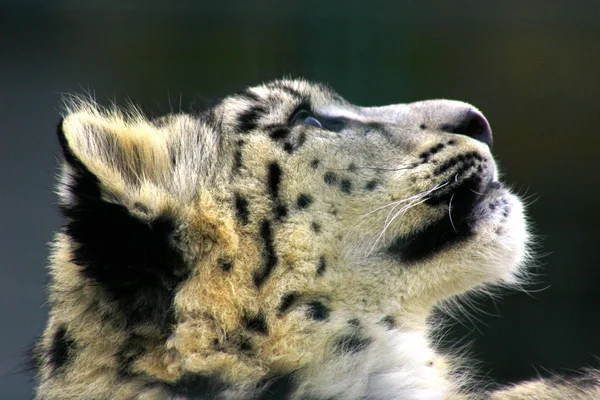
[{"x1": 440, "y1": 108, "x2": 493, "y2": 149}]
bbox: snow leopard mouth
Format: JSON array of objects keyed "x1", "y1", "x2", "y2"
[{"x1": 386, "y1": 176, "x2": 501, "y2": 264}]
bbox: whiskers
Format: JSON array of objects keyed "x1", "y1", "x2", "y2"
[
  {"x1": 448, "y1": 193, "x2": 457, "y2": 234},
  {"x1": 364, "y1": 181, "x2": 449, "y2": 255}
]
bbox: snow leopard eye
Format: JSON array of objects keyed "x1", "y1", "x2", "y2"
[
  {"x1": 292, "y1": 109, "x2": 322, "y2": 128},
  {"x1": 302, "y1": 116, "x2": 322, "y2": 128}
]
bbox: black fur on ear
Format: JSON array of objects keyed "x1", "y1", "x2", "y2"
[{"x1": 57, "y1": 119, "x2": 188, "y2": 330}]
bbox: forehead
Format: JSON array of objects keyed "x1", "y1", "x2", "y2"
[
  {"x1": 215, "y1": 79, "x2": 362, "y2": 128},
  {"x1": 255, "y1": 79, "x2": 346, "y2": 104},
  {"x1": 232, "y1": 79, "x2": 351, "y2": 110}
]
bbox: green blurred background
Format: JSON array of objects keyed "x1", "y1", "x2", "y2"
[{"x1": 1, "y1": 1, "x2": 599, "y2": 398}]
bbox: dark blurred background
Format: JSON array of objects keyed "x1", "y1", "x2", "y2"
[{"x1": 2, "y1": 0, "x2": 599, "y2": 398}]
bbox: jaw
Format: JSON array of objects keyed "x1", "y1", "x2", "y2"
[
  {"x1": 332, "y1": 183, "x2": 528, "y2": 314},
  {"x1": 397, "y1": 185, "x2": 529, "y2": 305}
]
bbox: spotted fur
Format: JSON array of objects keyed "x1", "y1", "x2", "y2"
[{"x1": 34, "y1": 79, "x2": 598, "y2": 399}]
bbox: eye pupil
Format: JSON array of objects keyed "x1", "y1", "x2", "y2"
[{"x1": 303, "y1": 116, "x2": 322, "y2": 128}]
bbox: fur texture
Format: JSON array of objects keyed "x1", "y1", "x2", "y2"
[{"x1": 34, "y1": 79, "x2": 598, "y2": 399}]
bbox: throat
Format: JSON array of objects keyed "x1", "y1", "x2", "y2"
[{"x1": 292, "y1": 324, "x2": 450, "y2": 400}]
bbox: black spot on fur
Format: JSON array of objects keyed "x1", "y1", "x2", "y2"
[
  {"x1": 278, "y1": 292, "x2": 298, "y2": 315},
  {"x1": 380, "y1": 315, "x2": 396, "y2": 329},
  {"x1": 270, "y1": 127, "x2": 289, "y2": 140},
  {"x1": 236, "y1": 89, "x2": 261, "y2": 102},
  {"x1": 257, "y1": 374, "x2": 296, "y2": 400},
  {"x1": 234, "y1": 193, "x2": 250, "y2": 225},
  {"x1": 218, "y1": 258, "x2": 233, "y2": 272},
  {"x1": 275, "y1": 204, "x2": 288, "y2": 219},
  {"x1": 277, "y1": 85, "x2": 303, "y2": 99},
  {"x1": 335, "y1": 334, "x2": 372, "y2": 354},
  {"x1": 365, "y1": 180, "x2": 379, "y2": 191},
  {"x1": 267, "y1": 162, "x2": 282, "y2": 199},
  {"x1": 387, "y1": 220, "x2": 470, "y2": 263},
  {"x1": 296, "y1": 194, "x2": 313, "y2": 209},
  {"x1": 57, "y1": 120, "x2": 187, "y2": 329},
  {"x1": 234, "y1": 150, "x2": 243, "y2": 171},
  {"x1": 311, "y1": 222, "x2": 321, "y2": 233},
  {"x1": 238, "y1": 337, "x2": 253, "y2": 352},
  {"x1": 420, "y1": 144, "x2": 445, "y2": 160},
  {"x1": 420, "y1": 123, "x2": 427, "y2": 130},
  {"x1": 306, "y1": 301, "x2": 329, "y2": 321},
  {"x1": 323, "y1": 172, "x2": 338, "y2": 185},
  {"x1": 340, "y1": 179, "x2": 352, "y2": 194},
  {"x1": 297, "y1": 132, "x2": 307, "y2": 148},
  {"x1": 166, "y1": 374, "x2": 228, "y2": 398},
  {"x1": 254, "y1": 220, "x2": 278, "y2": 287},
  {"x1": 237, "y1": 105, "x2": 267, "y2": 132},
  {"x1": 310, "y1": 159, "x2": 320, "y2": 169},
  {"x1": 430, "y1": 143, "x2": 445, "y2": 154},
  {"x1": 283, "y1": 142, "x2": 294, "y2": 153},
  {"x1": 234, "y1": 140, "x2": 245, "y2": 172},
  {"x1": 433, "y1": 152, "x2": 480, "y2": 176},
  {"x1": 348, "y1": 163, "x2": 358, "y2": 172},
  {"x1": 48, "y1": 325, "x2": 75, "y2": 373},
  {"x1": 244, "y1": 313, "x2": 269, "y2": 335},
  {"x1": 316, "y1": 256, "x2": 326, "y2": 275}
]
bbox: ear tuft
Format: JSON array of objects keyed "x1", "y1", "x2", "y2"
[{"x1": 57, "y1": 106, "x2": 172, "y2": 196}]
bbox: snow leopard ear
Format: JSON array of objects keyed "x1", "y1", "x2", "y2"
[
  {"x1": 57, "y1": 109, "x2": 172, "y2": 198},
  {"x1": 56, "y1": 110, "x2": 188, "y2": 328}
]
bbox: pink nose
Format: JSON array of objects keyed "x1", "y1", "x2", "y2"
[{"x1": 441, "y1": 109, "x2": 493, "y2": 148}]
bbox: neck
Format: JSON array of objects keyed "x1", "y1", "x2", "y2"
[{"x1": 287, "y1": 308, "x2": 451, "y2": 400}]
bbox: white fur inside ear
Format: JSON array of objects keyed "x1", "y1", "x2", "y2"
[{"x1": 60, "y1": 109, "x2": 171, "y2": 189}]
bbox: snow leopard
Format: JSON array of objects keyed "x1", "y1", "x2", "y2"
[{"x1": 33, "y1": 79, "x2": 599, "y2": 399}]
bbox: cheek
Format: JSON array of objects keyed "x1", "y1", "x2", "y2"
[
  {"x1": 373, "y1": 198, "x2": 529, "y2": 302},
  {"x1": 237, "y1": 137, "x2": 283, "y2": 175}
]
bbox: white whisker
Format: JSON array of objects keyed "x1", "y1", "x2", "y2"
[
  {"x1": 363, "y1": 181, "x2": 450, "y2": 218},
  {"x1": 448, "y1": 193, "x2": 457, "y2": 234},
  {"x1": 363, "y1": 190, "x2": 433, "y2": 218},
  {"x1": 469, "y1": 188, "x2": 486, "y2": 195},
  {"x1": 368, "y1": 199, "x2": 425, "y2": 256},
  {"x1": 383, "y1": 196, "x2": 431, "y2": 236},
  {"x1": 366, "y1": 181, "x2": 450, "y2": 256}
]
